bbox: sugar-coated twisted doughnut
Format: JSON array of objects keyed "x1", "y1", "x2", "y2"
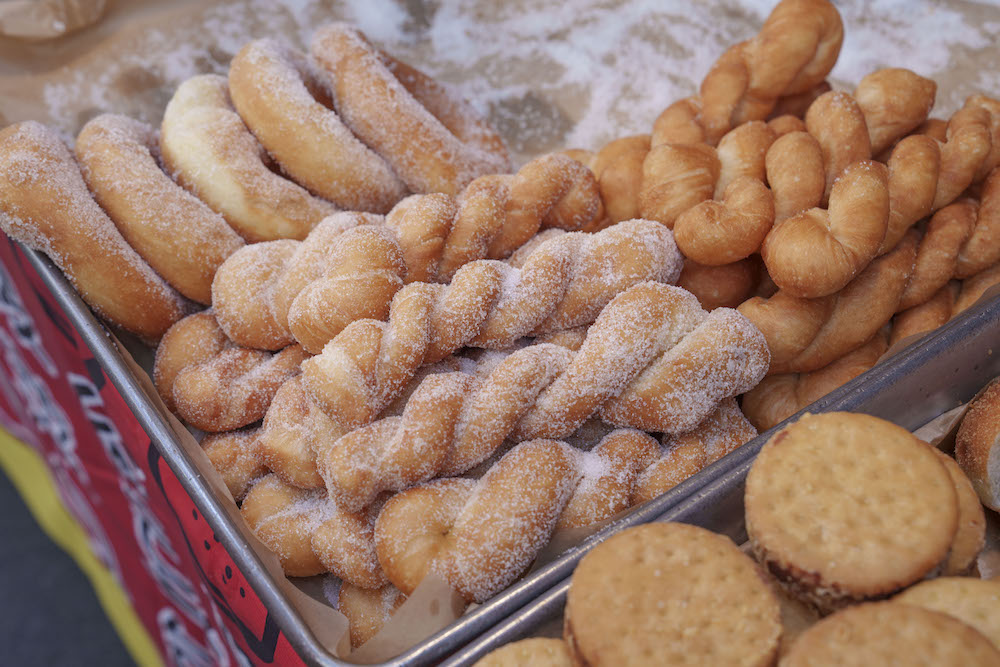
[
  {"x1": 229, "y1": 38, "x2": 407, "y2": 213},
  {"x1": 374, "y1": 415, "x2": 757, "y2": 604},
  {"x1": 210, "y1": 153, "x2": 606, "y2": 351},
  {"x1": 738, "y1": 231, "x2": 916, "y2": 375},
  {"x1": 374, "y1": 436, "x2": 645, "y2": 602},
  {"x1": 152, "y1": 311, "x2": 306, "y2": 432},
  {"x1": 224, "y1": 403, "x2": 756, "y2": 586},
  {"x1": 633, "y1": 397, "x2": 757, "y2": 504},
  {"x1": 74, "y1": 113, "x2": 245, "y2": 304},
  {"x1": 241, "y1": 474, "x2": 386, "y2": 585},
  {"x1": 299, "y1": 225, "x2": 685, "y2": 428},
  {"x1": 306, "y1": 283, "x2": 765, "y2": 500},
  {"x1": 161, "y1": 74, "x2": 339, "y2": 242},
  {"x1": 310, "y1": 23, "x2": 510, "y2": 196},
  {"x1": 0, "y1": 121, "x2": 191, "y2": 340},
  {"x1": 741, "y1": 330, "x2": 888, "y2": 431}
]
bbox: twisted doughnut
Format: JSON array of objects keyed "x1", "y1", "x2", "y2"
[
  {"x1": 201, "y1": 428, "x2": 268, "y2": 502},
  {"x1": 211, "y1": 153, "x2": 605, "y2": 351},
  {"x1": 738, "y1": 231, "x2": 916, "y2": 374},
  {"x1": 241, "y1": 474, "x2": 385, "y2": 585},
  {"x1": 310, "y1": 23, "x2": 510, "y2": 195},
  {"x1": 152, "y1": 311, "x2": 306, "y2": 431},
  {"x1": 161, "y1": 74, "x2": 339, "y2": 242},
  {"x1": 0, "y1": 121, "x2": 190, "y2": 340},
  {"x1": 228, "y1": 39, "x2": 407, "y2": 213},
  {"x1": 306, "y1": 281, "x2": 765, "y2": 465},
  {"x1": 760, "y1": 160, "x2": 889, "y2": 298},
  {"x1": 667, "y1": 0, "x2": 843, "y2": 146},
  {"x1": 374, "y1": 436, "x2": 652, "y2": 602},
  {"x1": 741, "y1": 330, "x2": 888, "y2": 431},
  {"x1": 891, "y1": 258, "x2": 1000, "y2": 344},
  {"x1": 298, "y1": 235, "x2": 700, "y2": 431},
  {"x1": 74, "y1": 114, "x2": 245, "y2": 304},
  {"x1": 239, "y1": 405, "x2": 756, "y2": 587},
  {"x1": 632, "y1": 398, "x2": 756, "y2": 504}
]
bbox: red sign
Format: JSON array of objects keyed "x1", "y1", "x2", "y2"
[{"x1": 0, "y1": 238, "x2": 307, "y2": 667}]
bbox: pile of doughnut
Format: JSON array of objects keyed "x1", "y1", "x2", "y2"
[
  {"x1": 0, "y1": 13, "x2": 770, "y2": 649},
  {"x1": 474, "y1": 410, "x2": 1000, "y2": 666},
  {"x1": 2, "y1": 0, "x2": 1000, "y2": 652},
  {"x1": 566, "y1": 0, "x2": 1000, "y2": 431}
]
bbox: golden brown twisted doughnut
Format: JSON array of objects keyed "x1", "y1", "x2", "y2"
[
  {"x1": 890, "y1": 168, "x2": 1000, "y2": 311},
  {"x1": 738, "y1": 231, "x2": 916, "y2": 375},
  {"x1": 152, "y1": 311, "x2": 306, "y2": 432},
  {"x1": 305, "y1": 280, "x2": 765, "y2": 450},
  {"x1": 161, "y1": 74, "x2": 339, "y2": 242},
  {"x1": 75, "y1": 113, "x2": 245, "y2": 304},
  {"x1": 0, "y1": 121, "x2": 191, "y2": 340},
  {"x1": 665, "y1": 0, "x2": 843, "y2": 146},
  {"x1": 211, "y1": 153, "x2": 605, "y2": 351},
  {"x1": 741, "y1": 330, "x2": 889, "y2": 431},
  {"x1": 891, "y1": 258, "x2": 1000, "y2": 344}
]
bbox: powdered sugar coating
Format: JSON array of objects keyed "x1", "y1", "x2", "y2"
[{"x1": 303, "y1": 220, "x2": 681, "y2": 428}]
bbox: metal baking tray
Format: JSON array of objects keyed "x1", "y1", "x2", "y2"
[
  {"x1": 23, "y1": 239, "x2": 1000, "y2": 666},
  {"x1": 442, "y1": 293, "x2": 1000, "y2": 666}
]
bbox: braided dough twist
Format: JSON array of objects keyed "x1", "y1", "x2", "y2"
[
  {"x1": 228, "y1": 401, "x2": 755, "y2": 587},
  {"x1": 738, "y1": 231, "x2": 917, "y2": 375},
  {"x1": 0, "y1": 121, "x2": 190, "y2": 340},
  {"x1": 304, "y1": 280, "x2": 765, "y2": 441},
  {"x1": 152, "y1": 311, "x2": 306, "y2": 432},
  {"x1": 161, "y1": 74, "x2": 339, "y2": 242},
  {"x1": 211, "y1": 153, "x2": 605, "y2": 351},
  {"x1": 374, "y1": 413, "x2": 755, "y2": 604},
  {"x1": 300, "y1": 229, "x2": 693, "y2": 429},
  {"x1": 665, "y1": 0, "x2": 843, "y2": 146}
]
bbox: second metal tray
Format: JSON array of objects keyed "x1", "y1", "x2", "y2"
[{"x1": 441, "y1": 292, "x2": 1000, "y2": 666}]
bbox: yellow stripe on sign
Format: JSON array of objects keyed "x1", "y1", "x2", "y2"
[{"x1": 0, "y1": 426, "x2": 163, "y2": 667}]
